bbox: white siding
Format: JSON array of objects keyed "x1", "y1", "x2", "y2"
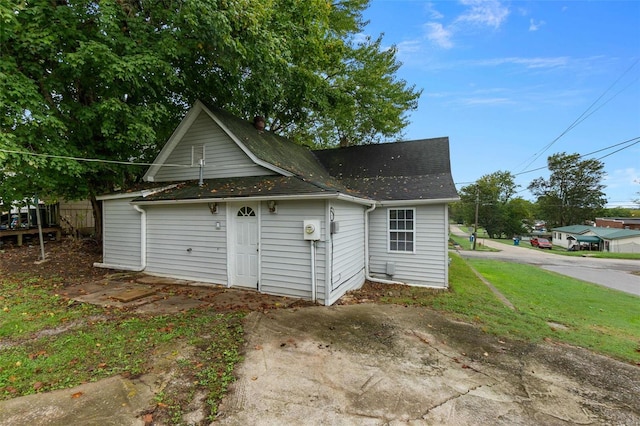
[
  {"x1": 145, "y1": 204, "x2": 227, "y2": 284},
  {"x1": 326, "y1": 200, "x2": 366, "y2": 305},
  {"x1": 260, "y1": 200, "x2": 327, "y2": 301},
  {"x1": 153, "y1": 111, "x2": 275, "y2": 182},
  {"x1": 369, "y1": 204, "x2": 448, "y2": 287},
  {"x1": 102, "y1": 198, "x2": 141, "y2": 268}
]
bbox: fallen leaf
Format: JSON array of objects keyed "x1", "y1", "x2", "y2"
[
  {"x1": 254, "y1": 345, "x2": 263, "y2": 350},
  {"x1": 143, "y1": 413, "x2": 153, "y2": 425},
  {"x1": 71, "y1": 392, "x2": 83, "y2": 398},
  {"x1": 33, "y1": 382, "x2": 44, "y2": 391}
]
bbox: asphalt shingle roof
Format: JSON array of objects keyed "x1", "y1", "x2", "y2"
[
  {"x1": 135, "y1": 105, "x2": 459, "y2": 203},
  {"x1": 313, "y1": 138, "x2": 459, "y2": 201},
  {"x1": 136, "y1": 176, "x2": 340, "y2": 202}
]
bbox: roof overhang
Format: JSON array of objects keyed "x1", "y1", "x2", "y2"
[
  {"x1": 131, "y1": 192, "x2": 374, "y2": 207},
  {"x1": 377, "y1": 197, "x2": 460, "y2": 206},
  {"x1": 96, "y1": 184, "x2": 179, "y2": 201}
]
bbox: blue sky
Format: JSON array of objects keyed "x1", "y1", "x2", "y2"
[{"x1": 362, "y1": 0, "x2": 640, "y2": 208}]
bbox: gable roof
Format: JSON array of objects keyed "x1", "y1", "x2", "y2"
[
  {"x1": 313, "y1": 139, "x2": 459, "y2": 201},
  {"x1": 140, "y1": 101, "x2": 459, "y2": 204}
]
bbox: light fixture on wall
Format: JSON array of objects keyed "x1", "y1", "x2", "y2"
[
  {"x1": 208, "y1": 202, "x2": 218, "y2": 214},
  {"x1": 267, "y1": 200, "x2": 277, "y2": 213}
]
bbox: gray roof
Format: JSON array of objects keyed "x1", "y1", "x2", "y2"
[
  {"x1": 136, "y1": 176, "x2": 342, "y2": 202},
  {"x1": 313, "y1": 138, "x2": 459, "y2": 201},
  {"x1": 137, "y1": 105, "x2": 459, "y2": 203}
]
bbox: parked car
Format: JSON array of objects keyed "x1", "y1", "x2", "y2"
[{"x1": 536, "y1": 238, "x2": 553, "y2": 249}]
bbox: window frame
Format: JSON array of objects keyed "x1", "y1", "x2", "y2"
[
  {"x1": 387, "y1": 207, "x2": 416, "y2": 253},
  {"x1": 191, "y1": 144, "x2": 205, "y2": 167}
]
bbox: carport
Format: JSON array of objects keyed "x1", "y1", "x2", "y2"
[{"x1": 575, "y1": 235, "x2": 601, "y2": 251}]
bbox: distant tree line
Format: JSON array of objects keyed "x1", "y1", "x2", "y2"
[{"x1": 450, "y1": 152, "x2": 638, "y2": 238}]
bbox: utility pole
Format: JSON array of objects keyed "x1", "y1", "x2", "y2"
[{"x1": 473, "y1": 189, "x2": 479, "y2": 250}]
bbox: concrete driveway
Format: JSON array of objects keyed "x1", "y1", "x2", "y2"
[
  {"x1": 452, "y1": 226, "x2": 640, "y2": 296},
  {"x1": 216, "y1": 304, "x2": 640, "y2": 425}
]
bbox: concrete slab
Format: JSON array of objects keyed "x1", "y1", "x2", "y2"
[
  {"x1": 216, "y1": 304, "x2": 640, "y2": 425},
  {"x1": 0, "y1": 375, "x2": 157, "y2": 426}
]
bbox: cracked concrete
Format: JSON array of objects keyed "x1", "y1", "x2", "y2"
[{"x1": 216, "y1": 304, "x2": 640, "y2": 425}]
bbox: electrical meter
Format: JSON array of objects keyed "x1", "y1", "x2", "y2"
[{"x1": 303, "y1": 219, "x2": 321, "y2": 240}]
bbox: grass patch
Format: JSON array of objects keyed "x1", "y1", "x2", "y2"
[
  {"x1": 0, "y1": 275, "x2": 244, "y2": 422},
  {"x1": 379, "y1": 254, "x2": 640, "y2": 364},
  {"x1": 467, "y1": 259, "x2": 640, "y2": 362},
  {"x1": 449, "y1": 234, "x2": 498, "y2": 252},
  {"x1": 0, "y1": 275, "x2": 102, "y2": 339}
]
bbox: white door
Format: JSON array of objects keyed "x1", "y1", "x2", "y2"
[{"x1": 233, "y1": 204, "x2": 258, "y2": 288}]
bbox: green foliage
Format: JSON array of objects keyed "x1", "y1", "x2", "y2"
[
  {"x1": 458, "y1": 171, "x2": 532, "y2": 238},
  {"x1": 528, "y1": 152, "x2": 607, "y2": 227},
  {"x1": 1, "y1": 0, "x2": 420, "y2": 214}
]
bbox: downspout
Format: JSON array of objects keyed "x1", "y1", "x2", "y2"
[
  {"x1": 310, "y1": 240, "x2": 317, "y2": 303},
  {"x1": 364, "y1": 203, "x2": 405, "y2": 285},
  {"x1": 133, "y1": 205, "x2": 147, "y2": 270}
]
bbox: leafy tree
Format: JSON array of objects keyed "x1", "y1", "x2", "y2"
[
  {"x1": 458, "y1": 171, "x2": 527, "y2": 238},
  {"x1": 528, "y1": 152, "x2": 606, "y2": 228},
  {"x1": 595, "y1": 206, "x2": 633, "y2": 218},
  {"x1": 0, "y1": 0, "x2": 420, "y2": 238}
]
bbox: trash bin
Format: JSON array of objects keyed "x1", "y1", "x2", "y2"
[{"x1": 513, "y1": 238, "x2": 520, "y2": 246}]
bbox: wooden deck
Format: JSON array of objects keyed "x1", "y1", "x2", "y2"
[{"x1": 0, "y1": 227, "x2": 62, "y2": 246}]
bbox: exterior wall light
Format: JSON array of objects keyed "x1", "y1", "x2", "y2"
[
  {"x1": 267, "y1": 200, "x2": 277, "y2": 213},
  {"x1": 208, "y1": 202, "x2": 218, "y2": 214}
]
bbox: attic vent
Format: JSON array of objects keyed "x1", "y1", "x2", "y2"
[{"x1": 191, "y1": 145, "x2": 205, "y2": 167}]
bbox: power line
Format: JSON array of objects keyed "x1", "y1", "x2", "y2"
[
  {"x1": 454, "y1": 135, "x2": 640, "y2": 186},
  {"x1": 0, "y1": 148, "x2": 191, "y2": 168},
  {"x1": 517, "y1": 57, "x2": 640, "y2": 172}
]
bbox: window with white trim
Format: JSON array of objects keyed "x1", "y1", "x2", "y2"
[{"x1": 388, "y1": 208, "x2": 415, "y2": 252}]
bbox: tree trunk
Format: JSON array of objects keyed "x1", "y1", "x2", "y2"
[{"x1": 90, "y1": 194, "x2": 103, "y2": 243}]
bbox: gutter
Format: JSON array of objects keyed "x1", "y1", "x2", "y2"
[{"x1": 132, "y1": 192, "x2": 374, "y2": 206}]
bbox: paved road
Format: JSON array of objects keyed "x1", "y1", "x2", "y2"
[{"x1": 451, "y1": 226, "x2": 640, "y2": 297}]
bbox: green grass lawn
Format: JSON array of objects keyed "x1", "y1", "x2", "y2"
[{"x1": 383, "y1": 254, "x2": 640, "y2": 364}]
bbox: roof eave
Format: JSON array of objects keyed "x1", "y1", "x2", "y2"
[
  {"x1": 377, "y1": 197, "x2": 460, "y2": 206},
  {"x1": 131, "y1": 192, "x2": 374, "y2": 206}
]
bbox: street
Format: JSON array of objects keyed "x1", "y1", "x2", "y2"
[{"x1": 451, "y1": 226, "x2": 640, "y2": 297}]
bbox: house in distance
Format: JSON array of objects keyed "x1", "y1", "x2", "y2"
[{"x1": 95, "y1": 101, "x2": 459, "y2": 305}]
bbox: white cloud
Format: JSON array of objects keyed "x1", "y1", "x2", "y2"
[
  {"x1": 529, "y1": 18, "x2": 545, "y2": 31},
  {"x1": 469, "y1": 56, "x2": 570, "y2": 69},
  {"x1": 425, "y1": 22, "x2": 454, "y2": 49},
  {"x1": 456, "y1": 0, "x2": 510, "y2": 29},
  {"x1": 425, "y1": 2, "x2": 444, "y2": 20}
]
